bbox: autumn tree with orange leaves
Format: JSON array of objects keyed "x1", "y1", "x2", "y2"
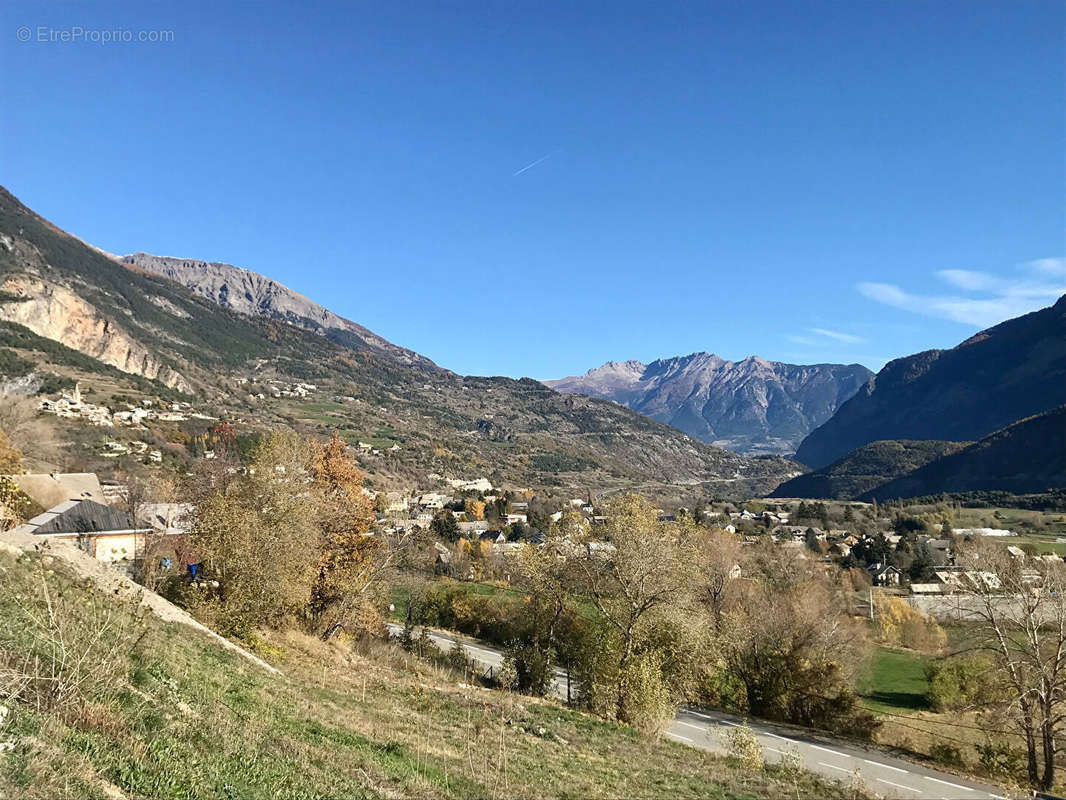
[
  {"x1": 310, "y1": 432, "x2": 380, "y2": 638},
  {"x1": 189, "y1": 430, "x2": 416, "y2": 640}
]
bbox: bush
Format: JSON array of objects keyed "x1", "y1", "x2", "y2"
[
  {"x1": 444, "y1": 641, "x2": 473, "y2": 677},
  {"x1": 726, "y1": 724, "x2": 764, "y2": 772},
  {"x1": 926, "y1": 655, "x2": 993, "y2": 712},
  {"x1": 778, "y1": 748, "x2": 804, "y2": 778},
  {"x1": 502, "y1": 642, "x2": 555, "y2": 697},
  {"x1": 617, "y1": 650, "x2": 675, "y2": 734},
  {"x1": 977, "y1": 739, "x2": 1024, "y2": 780},
  {"x1": 929, "y1": 742, "x2": 963, "y2": 767}
]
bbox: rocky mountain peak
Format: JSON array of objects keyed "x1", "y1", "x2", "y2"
[
  {"x1": 546, "y1": 354, "x2": 873, "y2": 455},
  {"x1": 121, "y1": 252, "x2": 435, "y2": 369}
]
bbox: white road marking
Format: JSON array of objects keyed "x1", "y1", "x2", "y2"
[
  {"x1": 765, "y1": 732, "x2": 795, "y2": 743},
  {"x1": 666, "y1": 731, "x2": 694, "y2": 743},
  {"x1": 864, "y1": 758, "x2": 909, "y2": 774},
  {"x1": 675, "y1": 721, "x2": 706, "y2": 732},
  {"x1": 875, "y1": 777, "x2": 921, "y2": 793},
  {"x1": 765, "y1": 746, "x2": 784, "y2": 754},
  {"x1": 924, "y1": 776, "x2": 973, "y2": 792},
  {"x1": 811, "y1": 744, "x2": 849, "y2": 758},
  {"x1": 818, "y1": 761, "x2": 852, "y2": 774},
  {"x1": 685, "y1": 710, "x2": 715, "y2": 721},
  {"x1": 718, "y1": 720, "x2": 741, "y2": 727}
]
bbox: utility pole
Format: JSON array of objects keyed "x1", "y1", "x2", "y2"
[{"x1": 869, "y1": 587, "x2": 875, "y2": 621}]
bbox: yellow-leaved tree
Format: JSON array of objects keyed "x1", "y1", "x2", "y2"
[
  {"x1": 875, "y1": 592, "x2": 947, "y2": 652},
  {"x1": 464, "y1": 498, "x2": 485, "y2": 520}
]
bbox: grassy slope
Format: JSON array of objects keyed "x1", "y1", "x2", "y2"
[
  {"x1": 860, "y1": 647, "x2": 931, "y2": 715},
  {"x1": 0, "y1": 551, "x2": 854, "y2": 800}
]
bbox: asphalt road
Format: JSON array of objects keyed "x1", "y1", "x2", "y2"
[{"x1": 386, "y1": 623, "x2": 1012, "y2": 800}]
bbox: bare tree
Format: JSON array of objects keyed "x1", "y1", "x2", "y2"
[
  {"x1": 715, "y1": 544, "x2": 873, "y2": 735},
  {"x1": 957, "y1": 541, "x2": 1066, "y2": 790},
  {"x1": 565, "y1": 494, "x2": 701, "y2": 727},
  {"x1": 0, "y1": 392, "x2": 58, "y2": 470},
  {"x1": 695, "y1": 526, "x2": 743, "y2": 626}
]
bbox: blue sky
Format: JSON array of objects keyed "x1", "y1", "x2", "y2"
[{"x1": 3, "y1": 1, "x2": 1063, "y2": 379}]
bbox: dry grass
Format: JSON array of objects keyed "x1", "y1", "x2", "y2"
[{"x1": 0, "y1": 550, "x2": 863, "y2": 799}]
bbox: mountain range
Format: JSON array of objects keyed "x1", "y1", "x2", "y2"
[
  {"x1": 2, "y1": 184, "x2": 1061, "y2": 503},
  {"x1": 794, "y1": 296, "x2": 1066, "y2": 469},
  {"x1": 769, "y1": 440, "x2": 970, "y2": 500},
  {"x1": 859, "y1": 406, "x2": 1066, "y2": 502},
  {"x1": 0, "y1": 187, "x2": 796, "y2": 496},
  {"x1": 546, "y1": 355, "x2": 872, "y2": 455}
]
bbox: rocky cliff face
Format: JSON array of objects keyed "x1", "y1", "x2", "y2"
[
  {"x1": 546, "y1": 354, "x2": 872, "y2": 455},
  {"x1": 121, "y1": 252, "x2": 434, "y2": 368},
  {"x1": 0, "y1": 274, "x2": 190, "y2": 391}
]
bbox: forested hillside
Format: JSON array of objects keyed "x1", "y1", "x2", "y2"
[{"x1": 795, "y1": 297, "x2": 1066, "y2": 469}]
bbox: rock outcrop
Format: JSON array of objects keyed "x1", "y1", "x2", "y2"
[
  {"x1": 0, "y1": 274, "x2": 190, "y2": 391},
  {"x1": 122, "y1": 252, "x2": 434, "y2": 368}
]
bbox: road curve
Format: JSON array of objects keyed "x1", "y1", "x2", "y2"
[{"x1": 386, "y1": 624, "x2": 1012, "y2": 800}]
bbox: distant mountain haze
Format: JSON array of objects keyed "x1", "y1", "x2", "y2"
[
  {"x1": 794, "y1": 296, "x2": 1066, "y2": 469},
  {"x1": 546, "y1": 354, "x2": 873, "y2": 455}
]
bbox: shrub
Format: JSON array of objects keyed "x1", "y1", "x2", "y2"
[
  {"x1": 926, "y1": 654, "x2": 993, "y2": 712},
  {"x1": 778, "y1": 748, "x2": 804, "y2": 777},
  {"x1": 929, "y1": 742, "x2": 963, "y2": 767},
  {"x1": 726, "y1": 724, "x2": 763, "y2": 772},
  {"x1": 617, "y1": 650, "x2": 674, "y2": 734},
  {"x1": 502, "y1": 642, "x2": 555, "y2": 697},
  {"x1": 977, "y1": 739, "x2": 1024, "y2": 780}
]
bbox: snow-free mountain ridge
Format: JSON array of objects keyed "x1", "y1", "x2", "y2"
[{"x1": 546, "y1": 353, "x2": 872, "y2": 456}]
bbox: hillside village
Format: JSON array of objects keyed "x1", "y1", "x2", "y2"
[{"x1": 38, "y1": 382, "x2": 217, "y2": 428}]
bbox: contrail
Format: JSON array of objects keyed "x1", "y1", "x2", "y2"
[{"x1": 512, "y1": 152, "x2": 555, "y2": 176}]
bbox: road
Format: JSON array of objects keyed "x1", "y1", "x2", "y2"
[{"x1": 386, "y1": 623, "x2": 1011, "y2": 800}]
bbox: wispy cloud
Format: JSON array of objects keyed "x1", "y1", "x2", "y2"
[
  {"x1": 809, "y1": 327, "x2": 867, "y2": 344},
  {"x1": 512, "y1": 152, "x2": 555, "y2": 176},
  {"x1": 1027, "y1": 257, "x2": 1066, "y2": 278},
  {"x1": 936, "y1": 269, "x2": 1002, "y2": 292},
  {"x1": 857, "y1": 258, "x2": 1065, "y2": 328}
]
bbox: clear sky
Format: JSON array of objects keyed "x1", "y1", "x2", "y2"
[{"x1": 3, "y1": 1, "x2": 1063, "y2": 378}]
